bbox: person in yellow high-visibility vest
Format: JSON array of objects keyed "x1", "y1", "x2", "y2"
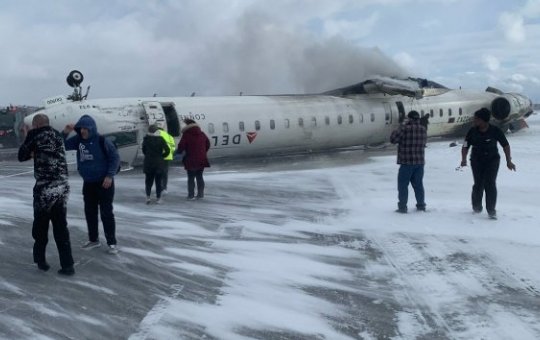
[{"x1": 158, "y1": 127, "x2": 176, "y2": 193}]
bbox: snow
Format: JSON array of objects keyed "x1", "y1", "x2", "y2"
[{"x1": 1, "y1": 114, "x2": 539, "y2": 339}]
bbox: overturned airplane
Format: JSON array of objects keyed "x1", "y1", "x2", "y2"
[{"x1": 25, "y1": 71, "x2": 533, "y2": 167}]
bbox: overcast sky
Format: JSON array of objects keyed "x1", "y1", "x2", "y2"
[{"x1": 1, "y1": 0, "x2": 539, "y2": 106}]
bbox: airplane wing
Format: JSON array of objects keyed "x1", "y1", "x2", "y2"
[{"x1": 323, "y1": 77, "x2": 450, "y2": 98}]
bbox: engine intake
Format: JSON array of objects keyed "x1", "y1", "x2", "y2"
[{"x1": 491, "y1": 97, "x2": 510, "y2": 120}]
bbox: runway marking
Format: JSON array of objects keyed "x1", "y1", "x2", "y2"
[{"x1": 129, "y1": 284, "x2": 185, "y2": 340}]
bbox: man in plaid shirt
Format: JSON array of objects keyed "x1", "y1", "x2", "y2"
[{"x1": 390, "y1": 110, "x2": 427, "y2": 213}]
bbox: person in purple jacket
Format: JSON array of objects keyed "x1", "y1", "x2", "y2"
[
  {"x1": 177, "y1": 118, "x2": 210, "y2": 200},
  {"x1": 63, "y1": 115, "x2": 120, "y2": 254}
]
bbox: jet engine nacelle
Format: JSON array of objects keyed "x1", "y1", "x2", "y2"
[
  {"x1": 491, "y1": 92, "x2": 533, "y2": 122},
  {"x1": 491, "y1": 97, "x2": 511, "y2": 121}
]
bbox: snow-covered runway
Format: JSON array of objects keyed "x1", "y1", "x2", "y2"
[{"x1": 1, "y1": 115, "x2": 539, "y2": 339}]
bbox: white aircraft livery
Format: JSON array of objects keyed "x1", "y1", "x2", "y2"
[{"x1": 26, "y1": 70, "x2": 534, "y2": 167}]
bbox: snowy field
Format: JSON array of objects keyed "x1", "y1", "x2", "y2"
[{"x1": 1, "y1": 114, "x2": 539, "y2": 339}]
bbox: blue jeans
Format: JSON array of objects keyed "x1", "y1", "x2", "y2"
[{"x1": 397, "y1": 164, "x2": 425, "y2": 211}]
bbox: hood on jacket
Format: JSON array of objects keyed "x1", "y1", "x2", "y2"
[
  {"x1": 181, "y1": 123, "x2": 202, "y2": 134},
  {"x1": 74, "y1": 115, "x2": 98, "y2": 139},
  {"x1": 146, "y1": 130, "x2": 162, "y2": 137}
]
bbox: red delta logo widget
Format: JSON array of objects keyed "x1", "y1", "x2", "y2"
[{"x1": 246, "y1": 132, "x2": 257, "y2": 144}]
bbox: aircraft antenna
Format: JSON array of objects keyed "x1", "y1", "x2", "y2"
[{"x1": 82, "y1": 85, "x2": 91, "y2": 100}]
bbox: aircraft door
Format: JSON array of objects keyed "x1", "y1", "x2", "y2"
[
  {"x1": 383, "y1": 102, "x2": 393, "y2": 125},
  {"x1": 395, "y1": 101, "x2": 406, "y2": 123},
  {"x1": 142, "y1": 101, "x2": 168, "y2": 130}
]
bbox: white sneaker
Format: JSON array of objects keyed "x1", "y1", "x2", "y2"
[
  {"x1": 81, "y1": 240, "x2": 101, "y2": 250},
  {"x1": 107, "y1": 245, "x2": 119, "y2": 255},
  {"x1": 162, "y1": 190, "x2": 168, "y2": 195},
  {"x1": 156, "y1": 198, "x2": 162, "y2": 204},
  {"x1": 146, "y1": 197, "x2": 152, "y2": 204}
]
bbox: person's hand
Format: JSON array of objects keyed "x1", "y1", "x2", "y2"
[
  {"x1": 102, "y1": 176, "x2": 113, "y2": 189},
  {"x1": 460, "y1": 160, "x2": 467, "y2": 167},
  {"x1": 64, "y1": 124, "x2": 75, "y2": 134},
  {"x1": 507, "y1": 160, "x2": 516, "y2": 171}
]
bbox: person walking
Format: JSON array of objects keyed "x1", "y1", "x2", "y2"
[
  {"x1": 460, "y1": 108, "x2": 516, "y2": 219},
  {"x1": 18, "y1": 114, "x2": 75, "y2": 275},
  {"x1": 390, "y1": 110, "x2": 428, "y2": 213},
  {"x1": 158, "y1": 127, "x2": 175, "y2": 194},
  {"x1": 142, "y1": 125, "x2": 170, "y2": 204},
  {"x1": 63, "y1": 115, "x2": 121, "y2": 254},
  {"x1": 176, "y1": 119, "x2": 210, "y2": 200}
]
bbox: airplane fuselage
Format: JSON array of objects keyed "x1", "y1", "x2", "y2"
[{"x1": 28, "y1": 88, "x2": 533, "y2": 167}]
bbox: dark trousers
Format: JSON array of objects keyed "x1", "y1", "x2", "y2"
[
  {"x1": 397, "y1": 164, "x2": 425, "y2": 210},
  {"x1": 83, "y1": 181, "x2": 117, "y2": 245},
  {"x1": 471, "y1": 157, "x2": 500, "y2": 214},
  {"x1": 162, "y1": 161, "x2": 170, "y2": 190},
  {"x1": 145, "y1": 170, "x2": 164, "y2": 198},
  {"x1": 187, "y1": 169, "x2": 205, "y2": 198},
  {"x1": 33, "y1": 198, "x2": 74, "y2": 269}
]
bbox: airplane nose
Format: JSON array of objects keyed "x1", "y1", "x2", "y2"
[{"x1": 23, "y1": 112, "x2": 37, "y2": 128}]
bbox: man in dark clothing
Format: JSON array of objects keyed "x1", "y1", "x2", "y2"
[
  {"x1": 461, "y1": 108, "x2": 516, "y2": 219},
  {"x1": 142, "y1": 125, "x2": 170, "y2": 204},
  {"x1": 18, "y1": 114, "x2": 75, "y2": 275},
  {"x1": 177, "y1": 119, "x2": 210, "y2": 200},
  {"x1": 390, "y1": 110, "x2": 428, "y2": 213},
  {"x1": 63, "y1": 115, "x2": 121, "y2": 254}
]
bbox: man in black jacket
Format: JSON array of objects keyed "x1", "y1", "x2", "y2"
[
  {"x1": 18, "y1": 114, "x2": 75, "y2": 275},
  {"x1": 461, "y1": 108, "x2": 516, "y2": 219}
]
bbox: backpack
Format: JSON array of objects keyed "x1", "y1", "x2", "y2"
[{"x1": 98, "y1": 135, "x2": 121, "y2": 174}]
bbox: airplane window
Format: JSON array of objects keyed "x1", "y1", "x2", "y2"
[
  {"x1": 284, "y1": 119, "x2": 290, "y2": 128},
  {"x1": 239, "y1": 121, "x2": 245, "y2": 131},
  {"x1": 459, "y1": 108, "x2": 463, "y2": 116},
  {"x1": 439, "y1": 109, "x2": 443, "y2": 117},
  {"x1": 337, "y1": 115, "x2": 342, "y2": 125},
  {"x1": 349, "y1": 115, "x2": 354, "y2": 124},
  {"x1": 103, "y1": 131, "x2": 138, "y2": 147},
  {"x1": 430, "y1": 109, "x2": 434, "y2": 118},
  {"x1": 270, "y1": 119, "x2": 275, "y2": 129},
  {"x1": 298, "y1": 118, "x2": 304, "y2": 127},
  {"x1": 208, "y1": 123, "x2": 215, "y2": 134},
  {"x1": 448, "y1": 108, "x2": 452, "y2": 117},
  {"x1": 223, "y1": 122, "x2": 229, "y2": 133},
  {"x1": 370, "y1": 113, "x2": 375, "y2": 122},
  {"x1": 325, "y1": 116, "x2": 330, "y2": 125},
  {"x1": 311, "y1": 117, "x2": 317, "y2": 127},
  {"x1": 255, "y1": 120, "x2": 261, "y2": 130},
  {"x1": 359, "y1": 114, "x2": 364, "y2": 123}
]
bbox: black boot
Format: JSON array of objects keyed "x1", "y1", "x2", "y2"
[
  {"x1": 58, "y1": 267, "x2": 75, "y2": 276},
  {"x1": 37, "y1": 262, "x2": 50, "y2": 271}
]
